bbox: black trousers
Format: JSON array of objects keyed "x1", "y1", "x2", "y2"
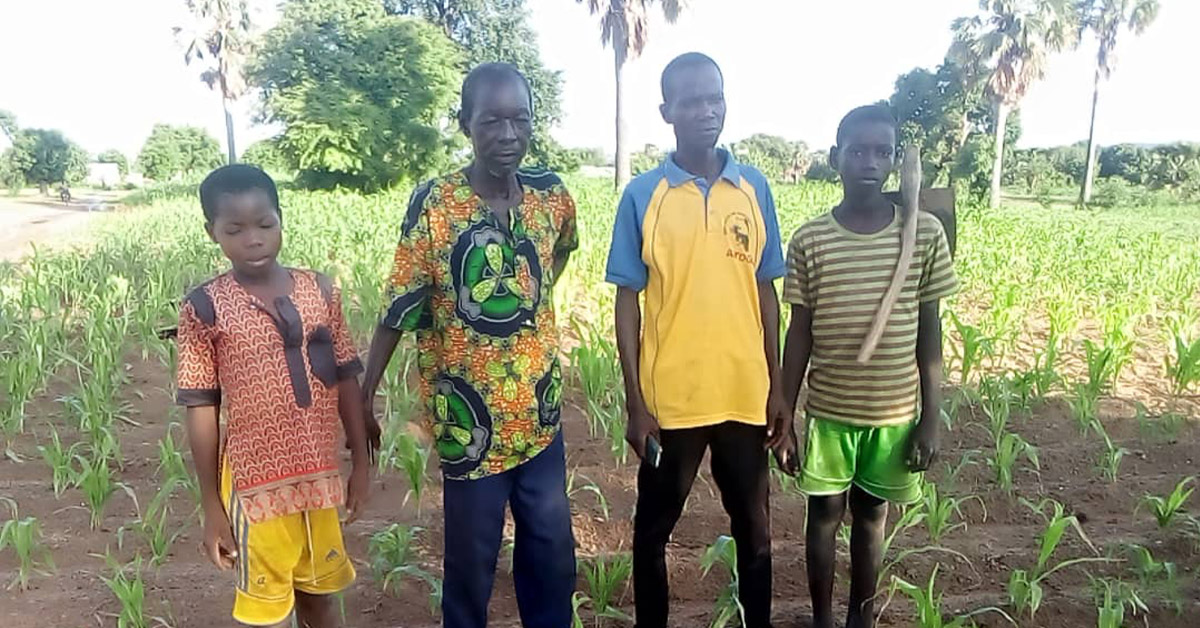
[{"x1": 632, "y1": 421, "x2": 772, "y2": 628}]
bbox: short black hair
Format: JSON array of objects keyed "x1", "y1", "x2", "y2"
[
  {"x1": 199, "y1": 164, "x2": 280, "y2": 223},
  {"x1": 660, "y1": 52, "x2": 723, "y2": 102},
  {"x1": 835, "y1": 104, "x2": 897, "y2": 147},
  {"x1": 459, "y1": 62, "x2": 533, "y2": 127}
]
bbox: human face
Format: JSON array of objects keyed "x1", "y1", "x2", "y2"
[
  {"x1": 660, "y1": 63, "x2": 726, "y2": 151},
  {"x1": 205, "y1": 189, "x2": 283, "y2": 279},
  {"x1": 831, "y1": 122, "x2": 897, "y2": 194},
  {"x1": 464, "y1": 78, "x2": 533, "y2": 178}
]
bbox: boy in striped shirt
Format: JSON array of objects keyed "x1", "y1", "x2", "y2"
[{"x1": 780, "y1": 105, "x2": 958, "y2": 628}]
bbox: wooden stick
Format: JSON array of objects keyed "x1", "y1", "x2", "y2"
[{"x1": 857, "y1": 146, "x2": 922, "y2": 364}]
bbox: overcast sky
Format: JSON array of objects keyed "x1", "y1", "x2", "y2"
[{"x1": 1, "y1": 0, "x2": 1195, "y2": 159}]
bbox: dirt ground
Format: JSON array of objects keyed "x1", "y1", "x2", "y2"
[
  {"x1": 0, "y1": 349, "x2": 1197, "y2": 627},
  {"x1": 0, "y1": 191, "x2": 121, "y2": 262}
]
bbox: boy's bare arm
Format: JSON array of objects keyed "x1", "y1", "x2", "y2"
[
  {"x1": 185, "y1": 404, "x2": 236, "y2": 569},
  {"x1": 911, "y1": 300, "x2": 944, "y2": 471},
  {"x1": 359, "y1": 323, "x2": 403, "y2": 449},
  {"x1": 615, "y1": 286, "x2": 657, "y2": 461},
  {"x1": 781, "y1": 304, "x2": 814, "y2": 416},
  {"x1": 338, "y1": 377, "x2": 370, "y2": 523}
]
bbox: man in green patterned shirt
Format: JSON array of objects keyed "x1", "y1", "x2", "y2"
[{"x1": 361, "y1": 63, "x2": 578, "y2": 628}]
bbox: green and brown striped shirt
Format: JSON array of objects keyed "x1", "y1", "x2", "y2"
[{"x1": 783, "y1": 208, "x2": 958, "y2": 426}]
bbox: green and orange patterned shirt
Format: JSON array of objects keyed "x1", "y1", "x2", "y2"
[{"x1": 383, "y1": 169, "x2": 578, "y2": 480}]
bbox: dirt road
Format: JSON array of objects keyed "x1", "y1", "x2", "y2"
[{"x1": 0, "y1": 193, "x2": 117, "y2": 262}]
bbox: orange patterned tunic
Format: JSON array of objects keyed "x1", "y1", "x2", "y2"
[{"x1": 175, "y1": 269, "x2": 362, "y2": 523}]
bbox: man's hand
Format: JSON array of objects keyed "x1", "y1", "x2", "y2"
[
  {"x1": 343, "y1": 461, "x2": 370, "y2": 524},
  {"x1": 625, "y1": 404, "x2": 660, "y2": 463},
  {"x1": 201, "y1": 504, "x2": 237, "y2": 570},
  {"x1": 906, "y1": 416, "x2": 940, "y2": 472},
  {"x1": 765, "y1": 391, "x2": 798, "y2": 474},
  {"x1": 361, "y1": 404, "x2": 382, "y2": 461}
]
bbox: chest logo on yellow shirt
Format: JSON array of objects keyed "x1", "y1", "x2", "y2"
[{"x1": 723, "y1": 212, "x2": 755, "y2": 264}]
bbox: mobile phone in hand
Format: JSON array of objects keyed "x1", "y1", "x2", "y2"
[{"x1": 645, "y1": 435, "x2": 662, "y2": 468}]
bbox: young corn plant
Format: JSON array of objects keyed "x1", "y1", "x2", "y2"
[
  {"x1": 1082, "y1": 339, "x2": 1122, "y2": 397},
  {"x1": 878, "y1": 502, "x2": 970, "y2": 588},
  {"x1": 118, "y1": 481, "x2": 185, "y2": 567},
  {"x1": 1006, "y1": 498, "x2": 1107, "y2": 620},
  {"x1": 1087, "y1": 419, "x2": 1129, "y2": 484},
  {"x1": 1124, "y1": 544, "x2": 1183, "y2": 615},
  {"x1": 979, "y1": 376, "x2": 1014, "y2": 444},
  {"x1": 98, "y1": 554, "x2": 168, "y2": 628},
  {"x1": 0, "y1": 498, "x2": 55, "y2": 590},
  {"x1": 700, "y1": 535, "x2": 745, "y2": 628},
  {"x1": 155, "y1": 423, "x2": 199, "y2": 507},
  {"x1": 74, "y1": 451, "x2": 134, "y2": 530},
  {"x1": 948, "y1": 310, "x2": 993, "y2": 387},
  {"x1": 570, "y1": 319, "x2": 623, "y2": 439},
  {"x1": 379, "y1": 429, "x2": 429, "y2": 514},
  {"x1": 1068, "y1": 384, "x2": 1099, "y2": 434},
  {"x1": 369, "y1": 523, "x2": 441, "y2": 614},
  {"x1": 988, "y1": 432, "x2": 1040, "y2": 495},
  {"x1": 881, "y1": 565, "x2": 1015, "y2": 628},
  {"x1": 1137, "y1": 476, "x2": 1195, "y2": 529},
  {"x1": 38, "y1": 427, "x2": 80, "y2": 498},
  {"x1": 921, "y1": 481, "x2": 986, "y2": 544},
  {"x1": 1164, "y1": 330, "x2": 1200, "y2": 394},
  {"x1": 567, "y1": 470, "x2": 610, "y2": 521},
  {"x1": 1089, "y1": 576, "x2": 1149, "y2": 628},
  {"x1": 577, "y1": 553, "x2": 634, "y2": 625}
]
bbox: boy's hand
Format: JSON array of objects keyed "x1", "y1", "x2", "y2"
[
  {"x1": 201, "y1": 505, "x2": 238, "y2": 570},
  {"x1": 625, "y1": 404, "x2": 660, "y2": 463},
  {"x1": 907, "y1": 418, "x2": 939, "y2": 472},
  {"x1": 343, "y1": 462, "x2": 370, "y2": 524}
]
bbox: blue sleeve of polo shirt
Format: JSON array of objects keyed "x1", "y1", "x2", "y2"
[
  {"x1": 605, "y1": 184, "x2": 648, "y2": 290},
  {"x1": 746, "y1": 167, "x2": 787, "y2": 281}
]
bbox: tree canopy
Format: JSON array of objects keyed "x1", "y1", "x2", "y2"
[
  {"x1": 136, "y1": 124, "x2": 224, "y2": 181},
  {"x1": 97, "y1": 150, "x2": 130, "y2": 178},
  {"x1": 3, "y1": 128, "x2": 89, "y2": 190},
  {"x1": 250, "y1": 0, "x2": 461, "y2": 191}
]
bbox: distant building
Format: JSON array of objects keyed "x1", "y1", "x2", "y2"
[{"x1": 86, "y1": 162, "x2": 121, "y2": 188}]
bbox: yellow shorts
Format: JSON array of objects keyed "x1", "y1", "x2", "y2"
[{"x1": 221, "y1": 459, "x2": 355, "y2": 626}]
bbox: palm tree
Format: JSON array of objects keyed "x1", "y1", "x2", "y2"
[
  {"x1": 175, "y1": 0, "x2": 255, "y2": 164},
  {"x1": 1076, "y1": 0, "x2": 1159, "y2": 204},
  {"x1": 576, "y1": 0, "x2": 685, "y2": 190},
  {"x1": 951, "y1": 0, "x2": 1077, "y2": 208}
]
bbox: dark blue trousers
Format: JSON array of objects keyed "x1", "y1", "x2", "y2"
[{"x1": 442, "y1": 431, "x2": 576, "y2": 628}]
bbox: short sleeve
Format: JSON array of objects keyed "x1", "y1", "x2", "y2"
[
  {"x1": 326, "y1": 283, "x2": 363, "y2": 380},
  {"x1": 919, "y1": 218, "x2": 959, "y2": 302},
  {"x1": 604, "y1": 187, "x2": 648, "y2": 290},
  {"x1": 782, "y1": 230, "x2": 811, "y2": 307},
  {"x1": 755, "y1": 182, "x2": 787, "y2": 282},
  {"x1": 553, "y1": 186, "x2": 579, "y2": 257},
  {"x1": 175, "y1": 294, "x2": 221, "y2": 407},
  {"x1": 381, "y1": 184, "x2": 435, "y2": 332}
]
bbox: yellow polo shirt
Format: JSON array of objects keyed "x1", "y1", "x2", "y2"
[{"x1": 605, "y1": 150, "x2": 786, "y2": 430}]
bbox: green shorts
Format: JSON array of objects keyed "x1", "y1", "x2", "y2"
[{"x1": 798, "y1": 416, "x2": 922, "y2": 505}]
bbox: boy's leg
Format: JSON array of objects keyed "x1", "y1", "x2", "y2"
[
  {"x1": 846, "y1": 486, "x2": 888, "y2": 628},
  {"x1": 798, "y1": 417, "x2": 859, "y2": 628},
  {"x1": 806, "y1": 493, "x2": 847, "y2": 628},
  {"x1": 632, "y1": 426, "x2": 710, "y2": 628},
  {"x1": 509, "y1": 431, "x2": 577, "y2": 628},
  {"x1": 442, "y1": 470, "x2": 515, "y2": 628},
  {"x1": 708, "y1": 421, "x2": 772, "y2": 628},
  {"x1": 294, "y1": 591, "x2": 339, "y2": 628}
]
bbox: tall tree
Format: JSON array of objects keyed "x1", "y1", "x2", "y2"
[
  {"x1": 175, "y1": 0, "x2": 254, "y2": 164},
  {"x1": 951, "y1": 0, "x2": 1076, "y2": 208},
  {"x1": 0, "y1": 110, "x2": 16, "y2": 143},
  {"x1": 7, "y1": 129, "x2": 89, "y2": 192},
  {"x1": 890, "y1": 61, "x2": 989, "y2": 186},
  {"x1": 250, "y1": 0, "x2": 461, "y2": 191},
  {"x1": 576, "y1": 0, "x2": 685, "y2": 190},
  {"x1": 1076, "y1": 0, "x2": 1159, "y2": 204},
  {"x1": 386, "y1": 0, "x2": 569, "y2": 170},
  {"x1": 136, "y1": 124, "x2": 224, "y2": 181}
]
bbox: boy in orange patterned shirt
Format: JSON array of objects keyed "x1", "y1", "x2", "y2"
[{"x1": 175, "y1": 164, "x2": 371, "y2": 627}]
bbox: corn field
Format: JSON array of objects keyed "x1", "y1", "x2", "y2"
[{"x1": 0, "y1": 177, "x2": 1198, "y2": 626}]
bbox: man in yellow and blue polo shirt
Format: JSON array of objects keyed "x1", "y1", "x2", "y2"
[{"x1": 606, "y1": 52, "x2": 787, "y2": 628}]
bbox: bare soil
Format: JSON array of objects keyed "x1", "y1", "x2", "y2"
[{"x1": 0, "y1": 351, "x2": 1197, "y2": 628}]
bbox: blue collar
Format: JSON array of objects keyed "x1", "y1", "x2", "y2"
[{"x1": 663, "y1": 148, "x2": 741, "y2": 188}]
